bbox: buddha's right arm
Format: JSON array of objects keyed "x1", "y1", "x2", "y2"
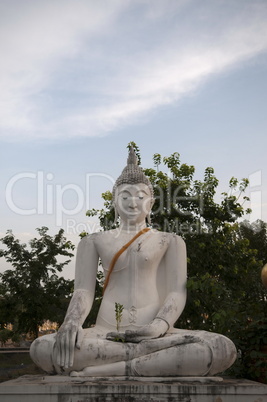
[
  {"x1": 66, "y1": 234, "x2": 99, "y2": 324},
  {"x1": 55, "y1": 235, "x2": 99, "y2": 369}
]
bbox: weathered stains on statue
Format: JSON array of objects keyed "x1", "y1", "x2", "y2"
[
  {"x1": 129, "y1": 306, "x2": 137, "y2": 323},
  {"x1": 159, "y1": 233, "x2": 169, "y2": 248},
  {"x1": 159, "y1": 302, "x2": 174, "y2": 317}
]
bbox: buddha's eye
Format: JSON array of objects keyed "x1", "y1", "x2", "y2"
[
  {"x1": 138, "y1": 196, "x2": 144, "y2": 200},
  {"x1": 122, "y1": 196, "x2": 128, "y2": 200}
]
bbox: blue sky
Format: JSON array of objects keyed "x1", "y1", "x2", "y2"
[{"x1": 1, "y1": 0, "x2": 267, "y2": 278}]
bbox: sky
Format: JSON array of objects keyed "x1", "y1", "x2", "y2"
[{"x1": 1, "y1": 0, "x2": 267, "y2": 279}]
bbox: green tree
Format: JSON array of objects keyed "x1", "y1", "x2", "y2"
[
  {"x1": 86, "y1": 144, "x2": 267, "y2": 381},
  {"x1": 239, "y1": 219, "x2": 267, "y2": 264},
  {"x1": 0, "y1": 227, "x2": 75, "y2": 339}
]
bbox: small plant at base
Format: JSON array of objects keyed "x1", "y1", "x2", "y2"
[{"x1": 115, "y1": 302, "x2": 124, "y2": 332}]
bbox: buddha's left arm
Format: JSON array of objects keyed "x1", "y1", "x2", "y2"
[{"x1": 156, "y1": 234, "x2": 187, "y2": 328}]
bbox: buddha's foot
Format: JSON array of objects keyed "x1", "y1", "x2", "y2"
[
  {"x1": 70, "y1": 361, "x2": 126, "y2": 377},
  {"x1": 70, "y1": 371, "x2": 81, "y2": 377}
]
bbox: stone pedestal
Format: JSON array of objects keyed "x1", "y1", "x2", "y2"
[{"x1": 0, "y1": 375, "x2": 266, "y2": 402}]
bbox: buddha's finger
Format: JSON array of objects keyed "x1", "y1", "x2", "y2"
[
  {"x1": 125, "y1": 335, "x2": 142, "y2": 343},
  {"x1": 60, "y1": 333, "x2": 66, "y2": 368},
  {"x1": 125, "y1": 332, "x2": 143, "y2": 343},
  {"x1": 106, "y1": 331, "x2": 117, "y2": 340},
  {"x1": 55, "y1": 337, "x2": 61, "y2": 366},
  {"x1": 125, "y1": 329, "x2": 146, "y2": 337},
  {"x1": 76, "y1": 326, "x2": 84, "y2": 350},
  {"x1": 125, "y1": 330, "x2": 156, "y2": 343},
  {"x1": 64, "y1": 331, "x2": 70, "y2": 368},
  {"x1": 69, "y1": 331, "x2": 76, "y2": 367},
  {"x1": 56, "y1": 335, "x2": 63, "y2": 366},
  {"x1": 106, "y1": 332, "x2": 125, "y2": 341}
]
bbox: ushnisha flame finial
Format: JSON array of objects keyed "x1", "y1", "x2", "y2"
[
  {"x1": 127, "y1": 146, "x2": 138, "y2": 165},
  {"x1": 112, "y1": 147, "x2": 154, "y2": 199}
]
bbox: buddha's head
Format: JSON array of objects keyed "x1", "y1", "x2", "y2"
[{"x1": 112, "y1": 147, "x2": 154, "y2": 225}]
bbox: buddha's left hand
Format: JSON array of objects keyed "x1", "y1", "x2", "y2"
[{"x1": 107, "y1": 318, "x2": 169, "y2": 343}]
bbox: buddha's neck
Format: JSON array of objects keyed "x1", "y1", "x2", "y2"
[{"x1": 119, "y1": 222, "x2": 147, "y2": 234}]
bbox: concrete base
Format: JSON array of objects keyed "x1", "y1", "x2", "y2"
[{"x1": 0, "y1": 375, "x2": 266, "y2": 402}]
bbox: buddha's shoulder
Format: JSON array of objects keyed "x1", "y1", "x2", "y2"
[
  {"x1": 151, "y1": 230, "x2": 185, "y2": 246},
  {"x1": 80, "y1": 230, "x2": 118, "y2": 244},
  {"x1": 78, "y1": 231, "x2": 105, "y2": 246}
]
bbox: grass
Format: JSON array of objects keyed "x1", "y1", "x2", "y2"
[{"x1": 0, "y1": 352, "x2": 45, "y2": 383}]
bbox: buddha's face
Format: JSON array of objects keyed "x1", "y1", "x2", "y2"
[{"x1": 115, "y1": 183, "x2": 153, "y2": 225}]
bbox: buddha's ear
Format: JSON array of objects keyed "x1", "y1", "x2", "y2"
[
  {"x1": 146, "y1": 198, "x2": 154, "y2": 225},
  {"x1": 113, "y1": 202, "x2": 119, "y2": 224}
]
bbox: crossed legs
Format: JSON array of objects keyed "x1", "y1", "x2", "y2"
[{"x1": 30, "y1": 329, "x2": 236, "y2": 377}]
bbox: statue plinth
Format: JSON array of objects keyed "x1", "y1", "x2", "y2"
[{"x1": 0, "y1": 375, "x2": 266, "y2": 402}]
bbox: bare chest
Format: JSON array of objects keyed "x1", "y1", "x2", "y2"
[{"x1": 95, "y1": 231, "x2": 169, "y2": 273}]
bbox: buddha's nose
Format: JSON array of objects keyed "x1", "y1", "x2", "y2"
[{"x1": 129, "y1": 197, "x2": 137, "y2": 208}]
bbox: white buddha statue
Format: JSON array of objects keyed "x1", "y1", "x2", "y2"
[{"x1": 30, "y1": 148, "x2": 237, "y2": 377}]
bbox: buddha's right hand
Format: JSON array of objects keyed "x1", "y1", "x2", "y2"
[{"x1": 55, "y1": 321, "x2": 84, "y2": 370}]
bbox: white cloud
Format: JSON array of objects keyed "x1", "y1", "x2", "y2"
[
  {"x1": 1, "y1": 0, "x2": 267, "y2": 141},
  {"x1": 0, "y1": 0, "x2": 127, "y2": 136}
]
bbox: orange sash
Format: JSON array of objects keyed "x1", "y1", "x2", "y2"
[{"x1": 103, "y1": 227, "x2": 150, "y2": 293}]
